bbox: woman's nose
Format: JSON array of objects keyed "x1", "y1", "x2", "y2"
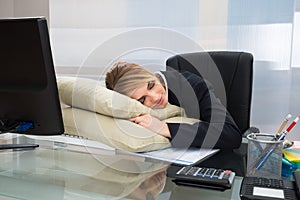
[{"x1": 148, "y1": 90, "x2": 159, "y2": 102}]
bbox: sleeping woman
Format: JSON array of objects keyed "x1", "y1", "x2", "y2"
[{"x1": 105, "y1": 61, "x2": 242, "y2": 150}]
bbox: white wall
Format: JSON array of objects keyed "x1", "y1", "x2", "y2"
[
  {"x1": 292, "y1": 13, "x2": 300, "y2": 67},
  {"x1": 49, "y1": 0, "x2": 229, "y2": 73},
  {"x1": 0, "y1": 0, "x2": 13, "y2": 17},
  {"x1": 0, "y1": 0, "x2": 49, "y2": 20}
]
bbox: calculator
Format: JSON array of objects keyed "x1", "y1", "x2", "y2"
[
  {"x1": 240, "y1": 176, "x2": 298, "y2": 200},
  {"x1": 171, "y1": 166, "x2": 235, "y2": 190}
]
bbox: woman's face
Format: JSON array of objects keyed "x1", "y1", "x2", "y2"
[{"x1": 130, "y1": 80, "x2": 168, "y2": 109}]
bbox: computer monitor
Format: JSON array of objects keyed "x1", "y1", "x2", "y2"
[{"x1": 0, "y1": 17, "x2": 64, "y2": 148}]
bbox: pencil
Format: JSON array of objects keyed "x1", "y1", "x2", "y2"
[{"x1": 276, "y1": 114, "x2": 292, "y2": 136}]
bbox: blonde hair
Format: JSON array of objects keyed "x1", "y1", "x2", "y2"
[{"x1": 105, "y1": 61, "x2": 158, "y2": 96}]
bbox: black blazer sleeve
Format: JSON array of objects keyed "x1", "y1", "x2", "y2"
[{"x1": 162, "y1": 71, "x2": 242, "y2": 150}]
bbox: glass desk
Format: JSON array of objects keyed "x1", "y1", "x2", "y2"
[{"x1": 0, "y1": 134, "x2": 247, "y2": 200}]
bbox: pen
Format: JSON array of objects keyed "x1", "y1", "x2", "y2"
[
  {"x1": 256, "y1": 116, "x2": 300, "y2": 170},
  {"x1": 276, "y1": 115, "x2": 299, "y2": 141},
  {"x1": 255, "y1": 147, "x2": 276, "y2": 170},
  {"x1": 276, "y1": 114, "x2": 292, "y2": 136}
]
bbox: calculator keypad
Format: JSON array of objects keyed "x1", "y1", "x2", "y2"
[
  {"x1": 251, "y1": 177, "x2": 284, "y2": 188},
  {"x1": 175, "y1": 166, "x2": 235, "y2": 188},
  {"x1": 177, "y1": 166, "x2": 232, "y2": 180}
]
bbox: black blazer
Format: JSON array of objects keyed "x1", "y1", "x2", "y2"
[{"x1": 161, "y1": 70, "x2": 242, "y2": 150}]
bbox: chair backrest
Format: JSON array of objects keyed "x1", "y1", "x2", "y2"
[{"x1": 166, "y1": 51, "x2": 253, "y2": 133}]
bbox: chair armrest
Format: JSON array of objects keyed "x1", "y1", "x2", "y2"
[{"x1": 243, "y1": 126, "x2": 260, "y2": 137}]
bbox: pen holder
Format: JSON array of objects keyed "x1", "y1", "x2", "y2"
[{"x1": 246, "y1": 133, "x2": 284, "y2": 179}]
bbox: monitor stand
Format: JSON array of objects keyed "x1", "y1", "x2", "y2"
[
  {"x1": 0, "y1": 120, "x2": 39, "y2": 150},
  {"x1": 0, "y1": 144, "x2": 39, "y2": 150}
]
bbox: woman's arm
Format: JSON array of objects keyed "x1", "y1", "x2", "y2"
[
  {"x1": 165, "y1": 71, "x2": 242, "y2": 150},
  {"x1": 167, "y1": 121, "x2": 242, "y2": 149}
]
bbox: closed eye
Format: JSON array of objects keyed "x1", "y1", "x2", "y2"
[
  {"x1": 137, "y1": 81, "x2": 155, "y2": 104},
  {"x1": 138, "y1": 96, "x2": 145, "y2": 104},
  {"x1": 148, "y1": 81, "x2": 155, "y2": 89}
]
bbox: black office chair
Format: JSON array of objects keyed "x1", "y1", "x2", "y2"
[{"x1": 166, "y1": 51, "x2": 258, "y2": 135}]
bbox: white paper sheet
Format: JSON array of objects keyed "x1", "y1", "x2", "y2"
[
  {"x1": 23, "y1": 134, "x2": 219, "y2": 165},
  {"x1": 138, "y1": 147, "x2": 219, "y2": 165}
]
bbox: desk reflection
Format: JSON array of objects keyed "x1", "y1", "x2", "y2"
[
  {"x1": 126, "y1": 167, "x2": 167, "y2": 200},
  {"x1": 0, "y1": 148, "x2": 169, "y2": 200}
]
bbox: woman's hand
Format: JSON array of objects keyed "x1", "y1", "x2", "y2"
[{"x1": 130, "y1": 114, "x2": 171, "y2": 138}]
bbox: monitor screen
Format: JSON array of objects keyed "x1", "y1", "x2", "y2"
[{"x1": 0, "y1": 17, "x2": 64, "y2": 135}]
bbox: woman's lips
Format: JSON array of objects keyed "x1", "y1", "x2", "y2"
[
  {"x1": 153, "y1": 96, "x2": 164, "y2": 109},
  {"x1": 158, "y1": 96, "x2": 163, "y2": 105}
]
